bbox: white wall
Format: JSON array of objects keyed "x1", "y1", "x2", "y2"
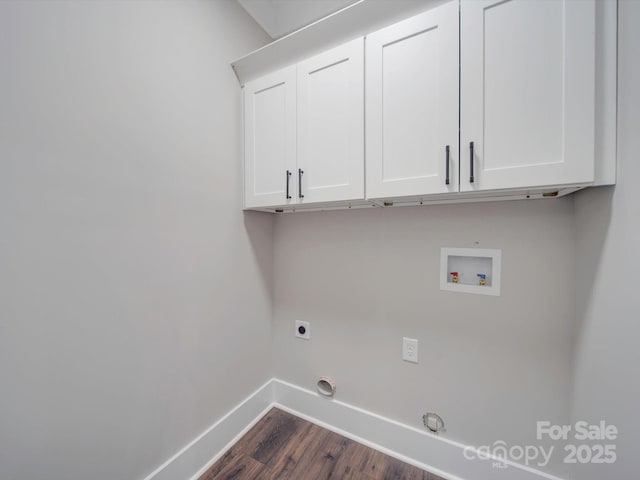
[
  {"x1": 0, "y1": 1, "x2": 272, "y2": 479},
  {"x1": 571, "y1": 0, "x2": 640, "y2": 477},
  {"x1": 273, "y1": 199, "x2": 576, "y2": 477},
  {"x1": 237, "y1": 0, "x2": 358, "y2": 39}
]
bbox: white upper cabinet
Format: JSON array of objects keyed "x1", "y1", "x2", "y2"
[
  {"x1": 244, "y1": 66, "x2": 296, "y2": 209},
  {"x1": 297, "y1": 38, "x2": 364, "y2": 204},
  {"x1": 244, "y1": 40, "x2": 363, "y2": 209},
  {"x1": 366, "y1": 2, "x2": 459, "y2": 199},
  {"x1": 460, "y1": 0, "x2": 596, "y2": 192},
  {"x1": 240, "y1": 0, "x2": 612, "y2": 212}
]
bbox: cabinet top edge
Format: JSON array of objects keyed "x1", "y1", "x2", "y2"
[{"x1": 231, "y1": 0, "x2": 450, "y2": 85}]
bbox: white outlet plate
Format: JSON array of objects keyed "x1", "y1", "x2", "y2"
[
  {"x1": 295, "y1": 320, "x2": 310, "y2": 340},
  {"x1": 402, "y1": 337, "x2": 418, "y2": 363}
]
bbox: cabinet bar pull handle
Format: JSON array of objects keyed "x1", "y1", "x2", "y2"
[
  {"x1": 445, "y1": 145, "x2": 450, "y2": 185},
  {"x1": 469, "y1": 141, "x2": 475, "y2": 184},
  {"x1": 298, "y1": 169, "x2": 304, "y2": 199},
  {"x1": 286, "y1": 170, "x2": 292, "y2": 199}
]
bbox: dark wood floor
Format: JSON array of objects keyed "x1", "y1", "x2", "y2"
[{"x1": 199, "y1": 408, "x2": 444, "y2": 480}]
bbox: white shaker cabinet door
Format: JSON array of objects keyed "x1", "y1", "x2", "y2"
[
  {"x1": 460, "y1": 0, "x2": 596, "y2": 192},
  {"x1": 244, "y1": 66, "x2": 297, "y2": 208},
  {"x1": 366, "y1": 1, "x2": 459, "y2": 199},
  {"x1": 297, "y1": 38, "x2": 365, "y2": 204}
]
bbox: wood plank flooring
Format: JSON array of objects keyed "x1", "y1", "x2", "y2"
[{"x1": 199, "y1": 408, "x2": 445, "y2": 480}]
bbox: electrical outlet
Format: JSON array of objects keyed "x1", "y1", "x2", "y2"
[
  {"x1": 295, "y1": 320, "x2": 310, "y2": 340},
  {"x1": 403, "y1": 337, "x2": 418, "y2": 363}
]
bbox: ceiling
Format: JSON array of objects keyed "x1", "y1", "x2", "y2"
[{"x1": 236, "y1": 0, "x2": 359, "y2": 39}]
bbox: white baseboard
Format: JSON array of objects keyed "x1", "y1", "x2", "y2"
[
  {"x1": 272, "y1": 379, "x2": 565, "y2": 480},
  {"x1": 143, "y1": 378, "x2": 566, "y2": 480},
  {"x1": 142, "y1": 379, "x2": 274, "y2": 480}
]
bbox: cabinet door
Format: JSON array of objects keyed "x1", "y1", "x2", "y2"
[
  {"x1": 366, "y1": 2, "x2": 459, "y2": 200},
  {"x1": 460, "y1": 0, "x2": 595, "y2": 192},
  {"x1": 244, "y1": 66, "x2": 296, "y2": 208},
  {"x1": 297, "y1": 38, "x2": 364, "y2": 204}
]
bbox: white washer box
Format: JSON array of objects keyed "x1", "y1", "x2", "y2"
[{"x1": 440, "y1": 247, "x2": 502, "y2": 296}]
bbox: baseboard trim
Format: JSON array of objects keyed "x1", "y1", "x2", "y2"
[
  {"x1": 143, "y1": 378, "x2": 566, "y2": 480},
  {"x1": 142, "y1": 379, "x2": 274, "y2": 480},
  {"x1": 272, "y1": 379, "x2": 566, "y2": 480}
]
